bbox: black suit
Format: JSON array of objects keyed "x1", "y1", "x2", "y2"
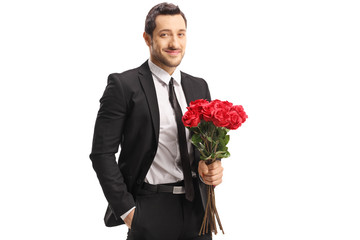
[{"x1": 90, "y1": 61, "x2": 211, "y2": 228}]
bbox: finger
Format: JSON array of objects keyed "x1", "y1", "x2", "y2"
[
  {"x1": 203, "y1": 172, "x2": 223, "y2": 182},
  {"x1": 203, "y1": 177, "x2": 223, "y2": 186},
  {"x1": 204, "y1": 164, "x2": 223, "y2": 177},
  {"x1": 207, "y1": 160, "x2": 221, "y2": 170},
  {"x1": 206, "y1": 166, "x2": 223, "y2": 176},
  {"x1": 198, "y1": 160, "x2": 208, "y2": 174},
  {"x1": 202, "y1": 171, "x2": 223, "y2": 184},
  {"x1": 211, "y1": 178, "x2": 223, "y2": 186}
]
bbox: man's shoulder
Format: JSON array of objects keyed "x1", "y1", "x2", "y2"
[
  {"x1": 181, "y1": 71, "x2": 203, "y2": 80},
  {"x1": 181, "y1": 71, "x2": 211, "y2": 100},
  {"x1": 107, "y1": 61, "x2": 149, "y2": 84},
  {"x1": 181, "y1": 71, "x2": 208, "y2": 85},
  {"x1": 108, "y1": 64, "x2": 143, "y2": 80}
]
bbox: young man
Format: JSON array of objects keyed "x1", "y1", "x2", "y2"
[{"x1": 90, "y1": 3, "x2": 223, "y2": 239}]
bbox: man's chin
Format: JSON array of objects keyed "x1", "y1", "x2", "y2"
[
  {"x1": 165, "y1": 58, "x2": 183, "y2": 68},
  {"x1": 152, "y1": 54, "x2": 184, "y2": 69}
]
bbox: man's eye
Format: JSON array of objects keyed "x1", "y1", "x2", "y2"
[
  {"x1": 160, "y1": 33, "x2": 168, "y2": 37},
  {"x1": 178, "y1": 33, "x2": 185, "y2": 37}
]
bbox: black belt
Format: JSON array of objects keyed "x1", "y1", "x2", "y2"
[{"x1": 142, "y1": 181, "x2": 185, "y2": 194}]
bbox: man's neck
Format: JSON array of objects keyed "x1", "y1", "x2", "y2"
[{"x1": 150, "y1": 57, "x2": 176, "y2": 75}]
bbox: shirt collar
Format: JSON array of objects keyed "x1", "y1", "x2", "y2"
[{"x1": 148, "y1": 59, "x2": 181, "y2": 86}]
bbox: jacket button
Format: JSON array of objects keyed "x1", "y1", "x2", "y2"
[{"x1": 136, "y1": 179, "x2": 142, "y2": 185}]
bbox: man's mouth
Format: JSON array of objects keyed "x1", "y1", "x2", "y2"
[{"x1": 165, "y1": 49, "x2": 181, "y2": 56}]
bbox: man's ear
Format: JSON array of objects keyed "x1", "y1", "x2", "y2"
[{"x1": 143, "y1": 32, "x2": 151, "y2": 47}]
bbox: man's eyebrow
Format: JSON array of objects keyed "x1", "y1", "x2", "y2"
[{"x1": 158, "y1": 29, "x2": 187, "y2": 32}]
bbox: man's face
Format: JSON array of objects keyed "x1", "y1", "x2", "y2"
[{"x1": 144, "y1": 14, "x2": 187, "y2": 74}]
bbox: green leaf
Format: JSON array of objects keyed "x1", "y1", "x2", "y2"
[
  {"x1": 198, "y1": 142, "x2": 206, "y2": 151},
  {"x1": 224, "y1": 151, "x2": 231, "y2": 158},
  {"x1": 224, "y1": 134, "x2": 230, "y2": 145},
  {"x1": 191, "y1": 134, "x2": 202, "y2": 145},
  {"x1": 215, "y1": 150, "x2": 226, "y2": 155},
  {"x1": 218, "y1": 128, "x2": 225, "y2": 138},
  {"x1": 202, "y1": 154, "x2": 213, "y2": 161}
]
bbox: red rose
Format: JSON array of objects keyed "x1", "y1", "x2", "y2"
[
  {"x1": 226, "y1": 110, "x2": 242, "y2": 130},
  {"x1": 231, "y1": 105, "x2": 248, "y2": 122},
  {"x1": 225, "y1": 105, "x2": 247, "y2": 129},
  {"x1": 188, "y1": 99, "x2": 209, "y2": 117},
  {"x1": 202, "y1": 100, "x2": 232, "y2": 124},
  {"x1": 218, "y1": 100, "x2": 233, "y2": 110},
  {"x1": 182, "y1": 109, "x2": 201, "y2": 127},
  {"x1": 202, "y1": 100, "x2": 217, "y2": 122},
  {"x1": 213, "y1": 108, "x2": 229, "y2": 127},
  {"x1": 189, "y1": 99, "x2": 209, "y2": 110}
]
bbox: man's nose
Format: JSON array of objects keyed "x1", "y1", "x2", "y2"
[{"x1": 169, "y1": 36, "x2": 180, "y2": 49}]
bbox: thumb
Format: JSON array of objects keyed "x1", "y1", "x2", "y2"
[{"x1": 199, "y1": 160, "x2": 208, "y2": 175}]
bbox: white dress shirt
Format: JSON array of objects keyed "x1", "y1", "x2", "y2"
[
  {"x1": 121, "y1": 59, "x2": 194, "y2": 220},
  {"x1": 145, "y1": 59, "x2": 194, "y2": 184}
]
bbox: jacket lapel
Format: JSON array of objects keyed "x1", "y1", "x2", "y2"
[
  {"x1": 137, "y1": 66, "x2": 197, "y2": 144},
  {"x1": 138, "y1": 61, "x2": 160, "y2": 143}
]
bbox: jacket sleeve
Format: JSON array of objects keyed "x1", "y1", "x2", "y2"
[
  {"x1": 204, "y1": 78, "x2": 211, "y2": 102},
  {"x1": 89, "y1": 74, "x2": 135, "y2": 223}
]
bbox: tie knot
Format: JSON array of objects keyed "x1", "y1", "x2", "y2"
[{"x1": 169, "y1": 77, "x2": 174, "y2": 87}]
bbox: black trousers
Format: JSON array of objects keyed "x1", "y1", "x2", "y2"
[{"x1": 126, "y1": 179, "x2": 212, "y2": 240}]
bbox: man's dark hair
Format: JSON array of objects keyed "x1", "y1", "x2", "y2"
[{"x1": 145, "y1": 2, "x2": 187, "y2": 37}]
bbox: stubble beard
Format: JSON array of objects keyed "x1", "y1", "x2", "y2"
[
  {"x1": 155, "y1": 54, "x2": 183, "y2": 68},
  {"x1": 151, "y1": 42, "x2": 185, "y2": 69}
]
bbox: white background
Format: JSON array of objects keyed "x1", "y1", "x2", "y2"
[{"x1": 1, "y1": 0, "x2": 359, "y2": 239}]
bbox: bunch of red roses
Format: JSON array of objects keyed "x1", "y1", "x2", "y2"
[
  {"x1": 181, "y1": 99, "x2": 248, "y2": 236},
  {"x1": 182, "y1": 99, "x2": 248, "y2": 130}
]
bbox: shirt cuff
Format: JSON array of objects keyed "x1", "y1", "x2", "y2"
[
  {"x1": 120, "y1": 206, "x2": 136, "y2": 221},
  {"x1": 199, "y1": 174, "x2": 206, "y2": 184}
]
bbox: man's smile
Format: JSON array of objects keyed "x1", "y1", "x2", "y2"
[{"x1": 164, "y1": 49, "x2": 182, "y2": 56}]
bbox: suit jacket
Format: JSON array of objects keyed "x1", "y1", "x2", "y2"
[{"x1": 90, "y1": 60, "x2": 211, "y2": 227}]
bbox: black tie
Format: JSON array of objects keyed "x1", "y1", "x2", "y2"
[{"x1": 168, "y1": 78, "x2": 195, "y2": 202}]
